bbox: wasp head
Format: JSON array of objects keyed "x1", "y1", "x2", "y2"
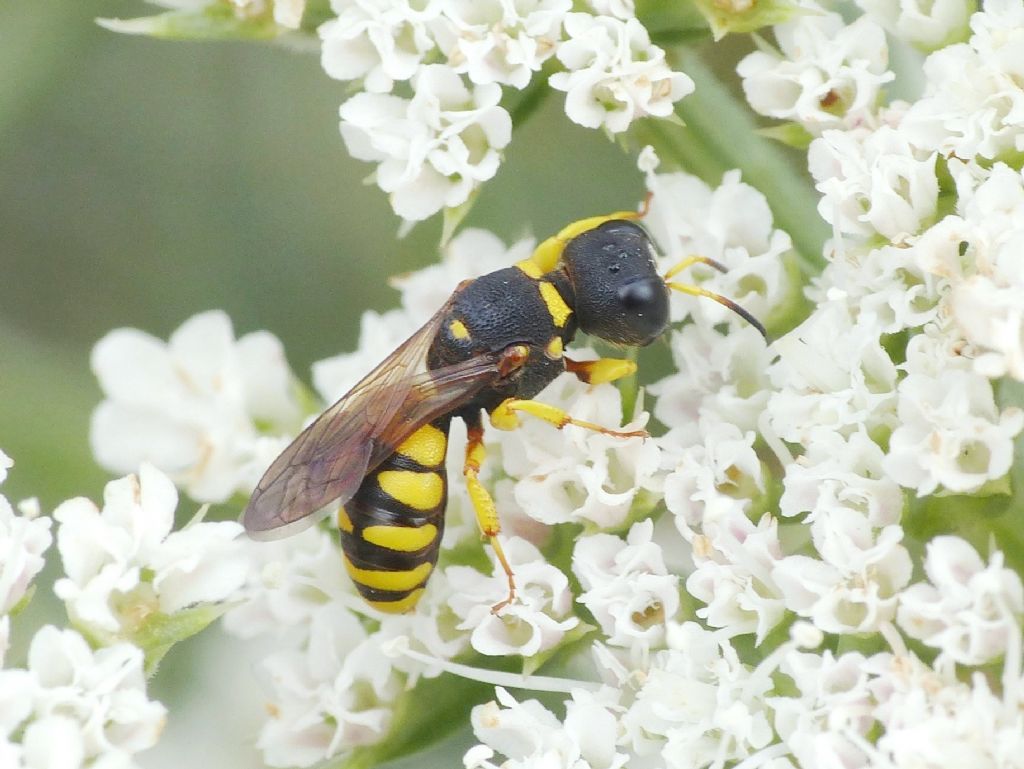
[{"x1": 561, "y1": 219, "x2": 670, "y2": 347}]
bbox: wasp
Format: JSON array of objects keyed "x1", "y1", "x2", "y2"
[{"x1": 243, "y1": 207, "x2": 766, "y2": 614}]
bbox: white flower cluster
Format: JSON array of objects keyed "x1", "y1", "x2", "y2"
[
  {"x1": 91, "y1": 310, "x2": 302, "y2": 503},
  {"x1": 82, "y1": 4, "x2": 1024, "y2": 754},
  {"x1": 320, "y1": 1, "x2": 693, "y2": 220},
  {"x1": 0, "y1": 451, "x2": 51, "y2": 616},
  {"x1": 53, "y1": 463, "x2": 249, "y2": 638},
  {"x1": 0, "y1": 626, "x2": 167, "y2": 769}
]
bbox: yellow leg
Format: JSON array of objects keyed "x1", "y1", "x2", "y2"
[
  {"x1": 464, "y1": 424, "x2": 516, "y2": 613},
  {"x1": 564, "y1": 356, "x2": 637, "y2": 385},
  {"x1": 490, "y1": 398, "x2": 648, "y2": 438}
]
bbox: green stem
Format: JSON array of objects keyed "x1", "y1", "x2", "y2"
[{"x1": 634, "y1": 51, "x2": 829, "y2": 276}]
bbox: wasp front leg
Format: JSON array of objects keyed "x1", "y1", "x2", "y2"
[
  {"x1": 490, "y1": 397, "x2": 648, "y2": 438},
  {"x1": 464, "y1": 421, "x2": 517, "y2": 613},
  {"x1": 564, "y1": 356, "x2": 637, "y2": 385}
]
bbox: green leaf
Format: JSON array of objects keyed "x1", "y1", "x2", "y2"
[
  {"x1": 522, "y1": 621, "x2": 595, "y2": 677},
  {"x1": 97, "y1": 6, "x2": 280, "y2": 41},
  {"x1": 441, "y1": 191, "x2": 479, "y2": 247},
  {"x1": 757, "y1": 122, "x2": 815, "y2": 151},
  {"x1": 690, "y1": 0, "x2": 806, "y2": 39},
  {"x1": 131, "y1": 603, "x2": 235, "y2": 676}
]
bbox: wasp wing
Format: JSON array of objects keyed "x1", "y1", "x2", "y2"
[{"x1": 243, "y1": 304, "x2": 501, "y2": 540}]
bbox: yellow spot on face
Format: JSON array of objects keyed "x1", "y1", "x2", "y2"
[
  {"x1": 396, "y1": 424, "x2": 447, "y2": 467},
  {"x1": 538, "y1": 281, "x2": 573, "y2": 328},
  {"x1": 545, "y1": 336, "x2": 563, "y2": 359},
  {"x1": 514, "y1": 259, "x2": 544, "y2": 279},
  {"x1": 344, "y1": 557, "x2": 432, "y2": 592},
  {"x1": 449, "y1": 319, "x2": 470, "y2": 340},
  {"x1": 363, "y1": 523, "x2": 439, "y2": 552},
  {"x1": 337, "y1": 505, "x2": 354, "y2": 534},
  {"x1": 366, "y1": 588, "x2": 425, "y2": 614}
]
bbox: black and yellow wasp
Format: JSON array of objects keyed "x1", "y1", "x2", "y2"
[{"x1": 243, "y1": 207, "x2": 765, "y2": 614}]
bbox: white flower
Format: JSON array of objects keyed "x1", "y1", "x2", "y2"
[
  {"x1": 466, "y1": 686, "x2": 628, "y2": 769},
  {"x1": 255, "y1": 607, "x2": 396, "y2": 768},
  {"x1": 642, "y1": 168, "x2": 794, "y2": 329},
  {"x1": 684, "y1": 511, "x2": 786, "y2": 643},
  {"x1": 90, "y1": 310, "x2": 301, "y2": 503},
  {"x1": 550, "y1": 13, "x2": 694, "y2": 133},
  {"x1": 772, "y1": 514, "x2": 912, "y2": 634},
  {"x1": 620, "y1": 622, "x2": 774, "y2": 769},
  {"x1": 662, "y1": 419, "x2": 762, "y2": 531},
  {"x1": 446, "y1": 537, "x2": 579, "y2": 656},
  {"x1": 438, "y1": 0, "x2": 570, "y2": 88},
  {"x1": 809, "y1": 126, "x2": 939, "y2": 241},
  {"x1": 339, "y1": 64, "x2": 512, "y2": 221},
  {"x1": 779, "y1": 430, "x2": 903, "y2": 528},
  {"x1": 573, "y1": 520, "x2": 679, "y2": 651},
  {"x1": 650, "y1": 323, "x2": 773, "y2": 433},
  {"x1": 53, "y1": 464, "x2": 248, "y2": 635},
  {"x1": 915, "y1": 163, "x2": 1024, "y2": 381},
  {"x1": 223, "y1": 526, "x2": 351, "y2": 641},
  {"x1": 902, "y1": 1, "x2": 1024, "y2": 161},
  {"x1": 867, "y1": 649, "x2": 1024, "y2": 767},
  {"x1": 771, "y1": 649, "x2": 874, "y2": 769},
  {"x1": 737, "y1": 11, "x2": 893, "y2": 134},
  {"x1": 0, "y1": 626, "x2": 166, "y2": 765},
  {"x1": 0, "y1": 460, "x2": 52, "y2": 615},
  {"x1": 766, "y1": 302, "x2": 898, "y2": 445},
  {"x1": 884, "y1": 333, "x2": 1024, "y2": 495},
  {"x1": 898, "y1": 536, "x2": 1024, "y2": 665},
  {"x1": 855, "y1": 0, "x2": 973, "y2": 50},
  {"x1": 319, "y1": 0, "x2": 443, "y2": 93},
  {"x1": 495, "y1": 372, "x2": 660, "y2": 530}
]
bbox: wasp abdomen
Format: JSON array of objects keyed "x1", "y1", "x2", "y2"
[{"x1": 338, "y1": 418, "x2": 450, "y2": 613}]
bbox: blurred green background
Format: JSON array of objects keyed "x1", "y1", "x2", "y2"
[{"x1": 0, "y1": 0, "x2": 645, "y2": 510}]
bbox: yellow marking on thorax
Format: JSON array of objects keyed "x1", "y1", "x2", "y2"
[
  {"x1": 366, "y1": 588, "x2": 425, "y2": 614},
  {"x1": 363, "y1": 522, "x2": 439, "y2": 552},
  {"x1": 337, "y1": 505, "x2": 354, "y2": 534},
  {"x1": 514, "y1": 259, "x2": 544, "y2": 279},
  {"x1": 344, "y1": 558, "x2": 432, "y2": 592},
  {"x1": 545, "y1": 336, "x2": 563, "y2": 359},
  {"x1": 396, "y1": 424, "x2": 447, "y2": 467},
  {"x1": 377, "y1": 470, "x2": 444, "y2": 511},
  {"x1": 449, "y1": 319, "x2": 470, "y2": 340},
  {"x1": 538, "y1": 282, "x2": 573, "y2": 328}
]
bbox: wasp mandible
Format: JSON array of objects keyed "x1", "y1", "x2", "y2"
[{"x1": 243, "y1": 206, "x2": 766, "y2": 614}]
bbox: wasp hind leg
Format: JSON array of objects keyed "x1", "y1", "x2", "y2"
[
  {"x1": 464, "y1": 421, "x2": 517, "y2": 614},
  {"x1": 490, "y1": 397, "x2": 649, "y2": 438}
]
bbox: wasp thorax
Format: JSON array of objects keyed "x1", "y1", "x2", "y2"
[{"x1": 562, "y1": 220, "x2": 670, "y2": 346}]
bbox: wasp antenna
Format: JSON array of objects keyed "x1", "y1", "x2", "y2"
[
  {"x1": 663, "y1": 254, "x2": 728, "y2": 282},
  {"x1": 666, "y1": 281, "x2": 769, "y2": 342}
]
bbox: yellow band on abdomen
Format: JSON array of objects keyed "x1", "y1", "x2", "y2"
[
  {"x1": 344, "y1": 558, "x2": 432, "y2": 592},
  {"x1": 362, "y1": 523, "x2": 439, "y2": 552},
  {"x1": 377, "y1": 470, "x2": 444, "y2": 510}
]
